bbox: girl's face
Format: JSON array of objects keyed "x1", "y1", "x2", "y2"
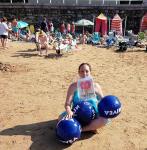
[{"x1": 78, "y1": 65, "x2": 91, "y2": 78}]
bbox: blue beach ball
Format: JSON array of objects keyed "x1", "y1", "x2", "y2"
[
  {"x1": 73, "y1": 101, "x2": 96, "y2": 126},
  {"x1": 56, "y1": 118, "x2": 81, "y2": 144},
  {"x1": 98, "y1": 95, "x2": 121, "y2": 118}
]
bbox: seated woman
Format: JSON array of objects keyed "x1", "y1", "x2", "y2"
[
  {"x1": 36, "y1": 30, "x2": 49, "y2": 56},
  {"x1": 58, "y1": 63, "x2": 109, "y2": 132}
]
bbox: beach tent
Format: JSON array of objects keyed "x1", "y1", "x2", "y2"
[
  {"x1": 140, "y1": 13, "x2": 147, "y2": 32},
  {"x1": 95, "y1": 13, "x2": 107, "y2": 36},
  {"x1": 111, "y1": 14, "x2": 123, "y2": 35}
]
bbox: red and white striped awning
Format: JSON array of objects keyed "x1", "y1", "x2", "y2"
[{"x1": 111, "y1": 14, "x2": 122, "y2": 35}]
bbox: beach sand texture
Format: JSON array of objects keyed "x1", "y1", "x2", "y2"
[{"x1": 0, "y1": 42, "x2": 147, "y2": 150}]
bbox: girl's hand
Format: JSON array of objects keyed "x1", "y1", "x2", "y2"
[
  {"x1": 65, "y1": 105, "x2": 73, "y2": 119},
  {"x1": 66, "y1": 110, "x2": 73, "y2": 119}
]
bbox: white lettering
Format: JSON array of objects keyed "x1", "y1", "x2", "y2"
[
  {"x1": 109, "y1": 111, "x2": 113, "y2": 115},
  {"x1": 113, "y1": 110, "x2": 118, "y2": 115},
  {"x1": 104, "y1": 108, "x2": 121, "y2": 116},
  {"x1": 104, "y1": 111, "x2": 109, "y2": 115},
  {"x1": 73, "y1": 105, "x2": 80, "y2": 114}
]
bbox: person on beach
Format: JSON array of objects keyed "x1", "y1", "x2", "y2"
[
  {"x1": 11, "y1": 18, "x2": 19, "y2": 40},
  {"x1": 41, "y1": 17, "x2": 49, "y2": 33},
  {"x1": 0, "y1": 17, "x2": 11, "y2": 49},
  {"x1": 58, "y1": 63, "x2": 109, "y2": 132},
  {"x1": 35, "y1": 30, "x2": 49, "y2": 56}
]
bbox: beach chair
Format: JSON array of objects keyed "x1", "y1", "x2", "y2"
[
  {"x1": 55, "y1": 31, "x2": 62, "y2": 41},
  {"x1": 105, "y1": 31, "x2": 116, "y2": 48},
  {"x1": 91, "y1": 32, "x2": 101, "y2": 45},
  {"x1": 71, "y1": 39, "x2": 77, "y2": 49},
  {"x1": 85, "y1": 33, "x2": 92, "y2": 44},
  {"x1": 55, "y1": 37, "x2": 72, "y2": 54}
]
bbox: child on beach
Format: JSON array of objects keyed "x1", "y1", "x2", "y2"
[{"x1": 58, "y1": 63, "x2": 109, "y2": 132}]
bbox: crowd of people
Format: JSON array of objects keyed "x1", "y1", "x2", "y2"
[
  {"x1": 1, "y1": 16, "x2": 147, "y2": 54},
  {"x1": 0, "y1": 16, "x2": 79, "y2": 55}
]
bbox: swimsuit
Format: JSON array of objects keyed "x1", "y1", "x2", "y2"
[
  {"x1": 60, "y1": 90, "x2": 100, "y2": 118},
  {"x1": 72, "y1": 90, "x2": 100, "y2": 114}
]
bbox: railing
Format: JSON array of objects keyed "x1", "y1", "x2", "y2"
[{"x1": 0, "y1": 0, "x2": 146, "y2": 6}]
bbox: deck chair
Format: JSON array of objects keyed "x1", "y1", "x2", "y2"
[
  {"x1": 91, "y1": 32, "x2": 100, "y2": 45},
  {"x1": 55, "y1": 31, "x2": 62, "y2": 41},
  {"x1": 55, "y1": 40, "x2": 72, "y2": 54},
  {"x1": 105, "y1": 32, "x2": 116, "y2": 48}
]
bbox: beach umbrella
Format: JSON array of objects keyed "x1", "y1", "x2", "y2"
[
  {"x1": 17, "y1": 21, "x2": 28, "y2": 29},
  {"x1": 75, "y1": 19, "x2": 94, "y2": 33},
  {"x1": 75, "y1": 19, "x2": 94, "y2": 26},
  {"x1": 111, "y1": 14, "x2": 123, "y2": 35}
]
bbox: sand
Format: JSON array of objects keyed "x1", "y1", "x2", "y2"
[{"x1": 0, "y1": 41, "x2": 147, "y2": 150}]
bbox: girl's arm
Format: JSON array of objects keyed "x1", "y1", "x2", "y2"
[
  {"x1": 64, "y1": 83, "x2": 76, "y2": 118},
  {"x1": 95, "y1": 83, "x2": 104, "y2": 99}
]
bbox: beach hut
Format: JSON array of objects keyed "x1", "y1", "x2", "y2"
[
  {"x1": 111, "y1": 14, "x2": 123, "y2": 35},
  {"x1": 140, "y1": 13, "x2": 147, "y2": 32},
  {"x1": 95, "y1": 13, "x2": 107, "y2": 36}
]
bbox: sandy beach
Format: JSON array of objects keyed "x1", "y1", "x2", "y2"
[{"x1": 0, "y1": 41, "x2": 147, "y2": 150}]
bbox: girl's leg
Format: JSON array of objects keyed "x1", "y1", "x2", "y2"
[
  {"x1": 45, "y1": 44, "x2": 49, "y2": 56},
  {"x1": 4, "y1": 38, "x2": 8, "y2": 48},
  {"x1": 0, "y1": 38, "x2": 2, "y2": 46},
  {"x1": 1, "y1": 38, "x2": 4, "y2": 48},
  {"x1": 82, "y1": 117, "x2": 109, "y2": 132},
  {"x1": 38, "y1": 44, "x2": 42, "y2": 55}
]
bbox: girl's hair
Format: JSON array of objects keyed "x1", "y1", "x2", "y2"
[{"x1": 78, "y1": 63, "x2": 92, "y2": 71}]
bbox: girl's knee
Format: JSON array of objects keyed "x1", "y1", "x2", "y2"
[{"x1": 99, "y1": 117, "x2": 111, "y2": 125}]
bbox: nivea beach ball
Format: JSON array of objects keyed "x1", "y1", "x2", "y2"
[
  {"x1": 56, "y1": 118, "x2": 81, "y2": 144},
  {"x1": 73, "y1": 101, "x2": 96, "y2": 126},
  {"x1": 98, "y1": 95, "x2": 121, "y2": 118}
]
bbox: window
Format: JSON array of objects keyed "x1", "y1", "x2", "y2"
[
  {"x1": 131, "y1": 0, "x2": 143, "y2": 4},
  {"x1": 120, "y1": 1, "x2": 129, "y2": 4},
  {"x1": 120, "y1": 0, "x2": 143, "y2": 4},
  {"x1": 12, "y1": 0, "x2": 28, "y2": 2}
]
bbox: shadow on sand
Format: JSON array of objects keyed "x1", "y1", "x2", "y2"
[
  {"x1": 0, "y1": 119, "x2": 95, "y2": 150},
  {"x1": 44, "y1": 52, "x2": 73, "y2": 59},
  {"x1": 115, "y1": 48, "x2": 147, "y2": 53},
  {"x1": 11, "y1": 49, "x2": 38, "y2": 58},
  {"x1": 44, "y1": 53, "x2": 64, "y2": 59},
  {"x1": 11, "y1": 49, "x2": 68, "y2": 59}
]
